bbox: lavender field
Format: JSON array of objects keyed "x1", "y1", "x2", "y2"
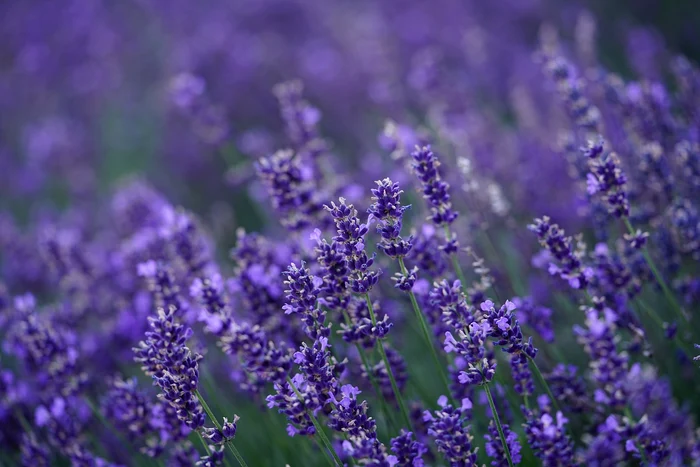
[{"x1": 1, "y1": 1, "x2": 700, "y2": 466}]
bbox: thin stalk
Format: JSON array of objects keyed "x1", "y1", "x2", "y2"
[
  {"x1": 196, "y1": 431, "x2": 213, "y2": 456},
  {"x1": 286, "y1": 377, "x2": 343, "y2": 466},
  {"x1": 484, "y1": 383, "x2": 514, "y2": 467},
  {"x1": 526, "y1": 355, "x2": 562, "y2": 416},
  {"x1": 315, "y1": 436, "x2": 340, "y2": 467},
  {"x1": 195, "y1": 390, "x2": 249, "y2": 467},
  {"x1": 342, "y1": 310, "x2": 396, "y2": 432},
  {"x1": 398, "y1": 257, "x2": 454, "y2": 405},
  {"x1": 624, "y1": 407, "x2": 649, "y2": 465},
  {"x1": 623, "y1": 218, "x2": 688, "y2": 326},
  {"x1": 364, "y1": 293, "x2": 414, "y2": 431}
]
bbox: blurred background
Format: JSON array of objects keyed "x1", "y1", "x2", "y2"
[{"x1": 1, "y1": 0, "x2": 698, "y2": 239}]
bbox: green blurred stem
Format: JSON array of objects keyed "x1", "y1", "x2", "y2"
[
  {"x1": 622, "y1": 218, "x2": 688, "y2": 326},
  {"x1": 195, "y1": 390, "x2": 249, "y2": 467},
  {"x1": 397, "y1": 256, "x2": 455, "y2": 405},
  {"x1": 526, "y1": 354, "x2": 563, "y2": 416},
  {"x1": 444, "y1": 225, "x2": 469, "y2": 290},
  {"x1": 286, "y1": 377, "x2": 342, "y2": 467},
  {"x1": 196, "y1": 431, "x2": 213, "y2": 456},
  {"x1": 484, "y1": 383, "x2": 514, "y2": 467},
  {"x1": 364, "y1": 293, "x2": 414, "y2": 431}
]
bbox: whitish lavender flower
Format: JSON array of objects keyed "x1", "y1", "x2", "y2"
[
  {"x1": 390, "y1": 430, "x2": 427, "y2": 467},
  {"x1": 582, "y1": 138, "x2": 630, "y2": 218},
  {"x1": 326, "y1": 198, "x2": 381, "y2": 294},
  {"x1": 423, "y1": 396, "x2": 478, "y2": 466},
  {"x1": 256, "y1": 149, "x2": 324, "y2": 232},
  {"x1": 410, "y1": 146, "x2": 459, "y2": 253},
  {"x1": 133, "y1": 305, "x2": 205, "y2": 430},
  {"x1": 529, "y1": 216, "x2": 593, "y2": 289},
  {"x1": 523, "y1": 400, "x2": 575, "y2": 467},
  {"x1": 484, "y1": 420, "x2": 522, "y2": 466},
  {"x1": 368, "y1": 178, "x2": 413, "y2": 259}
]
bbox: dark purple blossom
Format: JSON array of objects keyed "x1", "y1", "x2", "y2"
[
  {"x1": 390, "y1": 430, "x2": 427, "y2": 467},
  {"x1": 484, "y1": 420, "x2": 522, "y2": 467},
  {"x1": 422, "y1": 396, "x2": 478, "y2": 466}
]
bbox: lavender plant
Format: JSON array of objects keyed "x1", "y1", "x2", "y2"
[{"x1": 2, "y1": 2, "x2": 700, "y2": 466}]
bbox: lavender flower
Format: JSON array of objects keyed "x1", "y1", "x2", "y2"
[
  {"x1": 133, "y1": 305, "x2": 205, "y2": 430},
  {"x1": 484, "y1": 421, "x2": 522, "y2": 466},
  {"x1": 444, "y1": 322, "x2": 497, "y2": 386},
  {"x1": 523, "y1": 400, "x2": 575, "y2": 467},
  {"x1": 368, "y1": 178, "x2": 413, "y2": 259},
  {"x1": 256, "y1": 149, "x2": 324, "y2": 232},
  {"x1": 423, "y1": 396, "x2": 478, "y2": 466},
  {"x1": 582, "y1": 138, "x2": 630, "y2": 218},
  {"x1": 410, "y1": 145, "x2": 458, "y2": 253},
  {"x1": 390, "y1": 430, "x2": 427, "y2": 467},
  {"x1": 529, "y1": 216, "x2": 593, "y2": 289},
  {"x1": 325, "y1": 198, "x2": 381, "y2": 294},
  {"x1": 480, "y1": 299, "x2": 538, "y2": 358}
]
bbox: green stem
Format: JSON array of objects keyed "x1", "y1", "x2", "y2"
[
  {"x1": 195, "y1": 390, "x2": 249, "y2": 467},
  {"x1": 364, "y1": 294, "x2": 414, "y2": 431},
  {"x1": 623, "y1": 218, "x2": 687, "y2": 326},
  {"x1": 196, "y1": 431, "x2": 212, "y2": 456},
  {"x1": 398, "y1": 257, "x2": 454, "y2": 405},
  {"x1": 526, "y1": 354, "x2": 563, "y2": 416},
  {"x1": 484, "y1": 383, "x2": 514, "y2": 467},
  {"x1": 286, "y1": 377, "x2": 343, "y2": 466}
]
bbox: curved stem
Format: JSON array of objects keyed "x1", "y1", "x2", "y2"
[
  {"x1": 398, "y1": 257, "x2": 455, "y2": 405},
  {"x1": 364, "y1": 294, "x2": 414, "y2": 431},
  {"x1": 525, "y1": 355, "x2": 562, "y2": 416},
  {"x1": 286, "y1": 378, "x2": 343, "y2": 466},
  {"x1": 195, "y1": 390, "x2": 249, "y2": 467},
  {"x1": 623, "y1": 218, "x2": 688, "y2": 326},
  {"x1": 484, "y1": 383, "x2": 514, "y2": 467}
]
